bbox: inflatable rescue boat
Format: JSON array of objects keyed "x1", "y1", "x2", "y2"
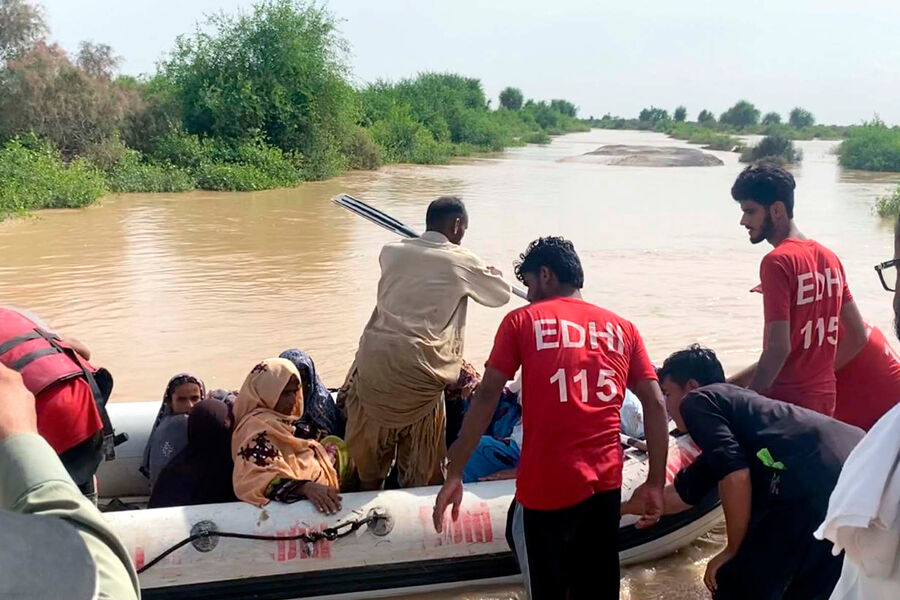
[{"x1": 98, "y1": 401, "x2": 722, "y2": 600}]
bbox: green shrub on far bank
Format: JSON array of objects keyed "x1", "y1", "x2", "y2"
[
  {"x1": 740, "y1": 135, "x2": 802, "y2": 164},
  {"x1": 875, "y1": 184, "x2": 900, "y2": 217},
  {"x1": 839, "y1": 121, "x2": 900, "y2": 172},
  {"x1": 523, "y1": 131, "x2": 551, "y2": 144},
  {"x1": 105, "y1": 152, "x2": 196, "y2": 193},
  {"x1": 0, "y1": 136, "x2": 106, "y2": 217}
]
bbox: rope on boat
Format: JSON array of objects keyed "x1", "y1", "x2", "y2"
[{"x1": 137, "y1": 510, "x2": 390, "y2": 574}]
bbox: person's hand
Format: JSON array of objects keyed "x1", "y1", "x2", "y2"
[
  {"x1": 432, "y1": 475, "x2": 464, "y2": 532},
  {"x1": 0, "y1": 364, "x2": 37, "y2": 442},
  {"x1": 487, "y1": 266, "x2": 503, "y2": 277},
  {"x1": 620, "y1": 497, "x2": 642, "y2": 516},
  {"x1": 478, "y1": 468, "x2": 517, "y2": 481},
  {"x1": 704, "y1": 548, "x2": 735, "y2": 593},
  {"x1": 300, "y1": 482, "x2": 342, "y2": 515},
  {"x1": 630, "y1": 481, "x2": 664, "y2": 529}
]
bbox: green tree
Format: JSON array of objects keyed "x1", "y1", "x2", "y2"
[
  {"x1": 550, "y1": 99, "x2": 576, "y2": 118},
  {"x1": 160, "y1": 0, "x2": 357, "y2": 178},
  {"x1": 789, "y1": 107, "x2": 815, "y2": 128},
  {"x1": 639, "y1": 106, "x2": 669, "y2": 123},
  {"x1": 697, "y1": 109, "x2": 716, "y2": 125},
  {"x1": 499, "y1": 86, "x2": 523, "y2": 110},
  {"x1": 720, "y1": 100, "x2": 760, "y2": 128},
  {"x1": 673, "y1": 105, "x2": 687, "y2": 122},
  {"x1": 761, "y1": 112, "x2": 781, "y2": 125}
]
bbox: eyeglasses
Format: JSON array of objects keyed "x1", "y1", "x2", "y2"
[{"x1": 874, "y1": 258, "x2": 900, "y2": 292}]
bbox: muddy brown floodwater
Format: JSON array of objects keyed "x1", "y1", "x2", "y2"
[{"x1": 2, "y1": 128, "x2": 898, "y2": 598}]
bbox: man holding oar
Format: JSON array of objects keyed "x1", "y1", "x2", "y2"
[
  {"x1": 341, "y1": 196, "x2": 511, "y2": 490},
  {"x1": 433, "y1": 236, "x2": 669, "y2": 600}
]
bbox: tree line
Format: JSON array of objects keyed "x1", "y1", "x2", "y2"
[{"x1": 0, "y1": 0, "x2": 586, "y2": 218}]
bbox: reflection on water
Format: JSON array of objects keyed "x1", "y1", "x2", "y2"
[{"x1": 1, "y1": 129, "x2": 896, "y2": 597}]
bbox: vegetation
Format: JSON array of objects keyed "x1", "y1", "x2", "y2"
[
  {"x1": 789, "y1": 107, "x2": 815, "y2": 129},
  {"x1": 0, "y1": 0, "x2": 587, "y2": 219},
  {"x1": 874, "y1": 184, "x2": 900, "y2": 217},
  {"x1": 638, "y1": 106, "x2": 670, "y2": 124},
  {"x1": 697, "y1": 109, "x2": 716, "y2": 125},
  {"x1": 739, "y1": 135, "x2": 802, "y2": 164},
  {"x1": 720, "y1": 100, "x2": 760, "y2": 129},
  {"x1": 838, "y1": 120, "x2": 900, "y2": 172},
  {"x1": 761, "y1": 112, "x2": 781, "y2": 126},
  {"x1": 499, "y1": 87, "x2": 523, "y2": 111},
  {"x1": 673, "y1": 106, "x2": 687, "y2": 122}
]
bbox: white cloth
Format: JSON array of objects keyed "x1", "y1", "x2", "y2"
[
  {"x1": 815, "y1": 402, "x2": 900, "y2": 583},
  {"x1": 828, "y1": 531, "x2": 900, "y2": 600}
]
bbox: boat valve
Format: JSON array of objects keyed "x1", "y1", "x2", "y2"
[
  {"x1": 366, "y1": 507, "x2": 394, "y2": 537},
  {"x1": 190, "y1": 520, "x2": 220, "y2": 552}
]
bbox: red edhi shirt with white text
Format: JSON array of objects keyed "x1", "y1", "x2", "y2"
[
  {"x1": 486, "y1": 296, "x2": 657, "y2": 511},
  {"x1": 759, "y1": 238, "x2": 852, "y2": 415}
]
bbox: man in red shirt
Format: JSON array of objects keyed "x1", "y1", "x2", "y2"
[
  {"x1": 731, "y1": 163, "x2": 867, "y2": 415},
  {"x1": 834, "y1": 322, "x2": 900, "y2": 430},
  {"x1": 432, "y1": 237, "x2": 669, "y2": 599}
]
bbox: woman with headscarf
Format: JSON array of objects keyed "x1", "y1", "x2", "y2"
[
  {"x1": 232, "y1": 358, "x2": 341, "y2": 514},
  {"x1": 148, "y1": 398, "x2": 237, "y2": 508},
  {"x1": 140, "y1": 373, "x2": 206, "y2": 488},
  {"x1": 279, "y1": 349, "x2": 343, "y2": 439}
]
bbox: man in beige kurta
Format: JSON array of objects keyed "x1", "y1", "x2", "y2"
[{"x1": 342, "y1": 196, "x2": 511, "y2": 490}]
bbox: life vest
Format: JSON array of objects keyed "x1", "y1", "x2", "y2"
[
  {"x1": 0, "y1": 308, "x2": 96, "y2": 394},
  {"x1": 0, "y1": 308, "x2": 123, "y2": 459}
]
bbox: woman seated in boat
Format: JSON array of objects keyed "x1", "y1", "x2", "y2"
[
  {"x1": 279, "y1": 349, "x2": 343, "y2": 440},
  {"x1": 140, "y1": 373, "x2": 206, "y2": 488},
  {"x1": 148, "y1": 397, "x2": 237, "y2": 508},
  {"x1": 232, "y1": 358, "x2": 342, "y2": 514}
]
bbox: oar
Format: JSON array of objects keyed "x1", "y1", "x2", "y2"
[{"x1": 332, "y1": 193, "x2": 528, "y2": 300}]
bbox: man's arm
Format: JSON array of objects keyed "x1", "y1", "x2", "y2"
[
  {"x1": 622, "y1": 484, "x2": 692, "y2": 516},
  {"x1": 0, "y1": 365, "x2": 139, "y2": 600},
  {"x1": 719, "y1": 468, "x2": 752, "y2": 554},
  {"x1": 835, "y1": 301, "x2": 867, "y2": 371},
  {"x1": 727, "y1": 363, "x2": 757, "y2": 388},
  {"x1": 457, "y1": 258, "x2": 512, "y2": 308},
  {"x1": 749, "y1": 321, "x2": 791, "y2": 394},
  {"x1": 630, "y1": 378, "x2": 669, "y2": 527},
  {"x1": 433, "y1": 367, "x2": 508, "y2": 531}
]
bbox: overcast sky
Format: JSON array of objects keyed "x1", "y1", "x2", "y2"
[{"x1": 39, "y1": 0, "x2": 900, "y2": 125}]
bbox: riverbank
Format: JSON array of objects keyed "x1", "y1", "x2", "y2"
[{"x1": 0, "y1": 0, "x2": 587, "y2": 221}]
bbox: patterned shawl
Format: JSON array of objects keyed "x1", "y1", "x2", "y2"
[{"x1": 231, "y1": 358, "x2": 338, "y2": 507}]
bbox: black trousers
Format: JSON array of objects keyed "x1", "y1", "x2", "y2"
[
  {"x1": 715, "y1": 501, "x2": 843, "y2": 600},
  {"x1": 508, "y1": 488, "x2": 621, "y2": 600}
]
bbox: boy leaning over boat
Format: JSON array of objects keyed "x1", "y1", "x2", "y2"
[{"x1": 433, "y1": 236, "x2": 670, "y2": 600}]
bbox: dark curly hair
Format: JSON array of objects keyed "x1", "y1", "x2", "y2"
[
  {"x1": 514, "y1": 236, "x2": 584, "y2": 288},
  {"x1": 657, "y1": 344, "x2": 726, "y2": 387},
  {"x1": 731, "y1": 161, "x2": 796, "y2": 218}
]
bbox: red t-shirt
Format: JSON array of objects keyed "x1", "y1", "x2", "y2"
[
  {"x1": 759, "y1": 239, "x2": 852, "y2": 415},
  {"x1": 486, "y1": 296, "x2": 657, "y2": 510},
  {"x1": 835, "y1": 323, "x2": 900, "y2": 431},
  {"x1": 36, "y1": 377, "x2": 103, "y2": 454}
]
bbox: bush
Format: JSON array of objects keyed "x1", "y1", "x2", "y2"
[
  {"x1": 104, "y1": 151, "x2": 195, "y2": 193},
  {"x1": 342, "y1": 125, "x2": 381, "y2": 170},
  {"x1": 368, "y1": 105, "x2": 451, "y2": 164},
  {"x1": 720, "y1": 100, "x2": 760, "y2": 128},
  {"x1": 874, "y1": 184, "x2": 900, "y2": 217},
  {"x1": 697, "y1": 109, "x2": 716, "y2": 125},
  {"x1": 789, "y1": 107, "x2": 815, "y2": 129},
  {"x1": 523, "y1": 130, "x2": 551, "y2": 144},
  {"x1": 740, "y1": 134, "x2": 802, "y2": 164},
  {"x1": 838, "y1": 121, "x2": 900, "y2": 172},
  {"x1": 761, "y1": 112, "x2": 781, "y2": 125},
  {"x1": 499, "y1": 86, "x2": 523, "y2": 111},
  {"x1": 673, "y1": 106, "x2": 687, "y2": 122},
  {"x1": 194, "y1": 162, "x2": 284, "y2": 191},
  {"x1": 0, "y1": 135, "x2": 106, "y2": 217}
]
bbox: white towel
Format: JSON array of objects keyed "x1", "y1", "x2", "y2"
[{"x1": 815, "y1": 402, "x2": 900, "y2": 578}]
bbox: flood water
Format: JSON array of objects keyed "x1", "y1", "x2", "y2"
[{"x1": 2, "y1": 128, "x2": 898, "y2": 598}]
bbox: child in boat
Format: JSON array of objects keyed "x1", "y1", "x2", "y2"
[
  {"x1": 140, "y1": 373, "x2": 206, "y2": 488},
  {"x1": 231, "y1": 358, "x2": 342, "y2": 514},
  {"x1": 148, "y1": 398, "x2": 236, "y2": 508}
]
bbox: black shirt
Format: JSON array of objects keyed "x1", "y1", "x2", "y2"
[{"x1": 673, "y1": 383, "x2": 863, "y2": 513}]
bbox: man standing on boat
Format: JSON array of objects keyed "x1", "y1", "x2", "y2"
[
  {"x1": 342, "y1": 196, "x2": 511, "y2": 491},
  {"x1": 729, "y1": 163, "x2": 867, "y2": 415},
  {"x1": 433, "y1": 236, "x2": 670, "y2": 599}
]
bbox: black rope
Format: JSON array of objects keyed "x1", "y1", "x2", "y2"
[{"x1": 137, "y1": 514, "x2": 378, "y2": 574}]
